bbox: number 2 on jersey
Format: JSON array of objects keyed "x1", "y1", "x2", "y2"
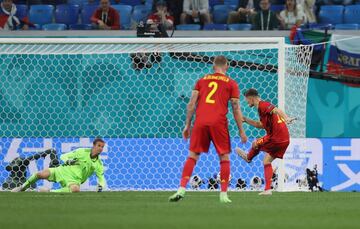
[{"x1": 205, "y1": 81, "x2": 218, "y2": 104}]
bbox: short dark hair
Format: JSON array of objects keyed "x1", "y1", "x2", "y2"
[
  {"x1": 93, "y1": 138, "x2": 105, "y2": 145},
  {"x1": 244, "y1": 88, "x2": 259, "y2": 97},
  {"x1": 213, "y1": 55, "x2": 228, "y2": 67}
]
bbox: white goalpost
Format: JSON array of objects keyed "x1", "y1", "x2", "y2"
[{"x1": 0, "y1": 37, "x2": 312, "y2": 192}]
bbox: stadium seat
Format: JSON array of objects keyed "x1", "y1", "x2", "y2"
[
  {"x1": 270, "y1": 4, "x2": 285, "y2": 13},
  {"x1": 176, "y1": 24, "x2": 201, "y2": 30},
  {"x1": 16, "y1": 4, "x2": 28, "y2": 19},
  {"x1": 42, "y1": 23, "x2": 67, "y2": 31},
  {"x1": 144, "y1": 0, "x2": 153, "y2": 9},
  {"x1": 228, "y1": 23, "x2": 252, "y2": 30},
  {"x1": 29, "y1": 5, "x2": 54, "y2": 26},
  {"x1": 308, "y1": 23, "x2": 334, "y2": 30},
  {"x1": 344, "y1": 5, "x2": 360, "y2": 24},
  {"x1": 68, "y1": 0, "x2": 87, "y2": 6},
  {"x1": 81, "y1": 4, "x2": 98, "y2": 24},
  {"x1": 112, "y1": 5, "x2": 133, "y2": 29},
  {"x1": 203, "y1": 23, "x2": 228, "y2": 30},
  {"x1": 132, "y1": 6, "x2": 151, "y2": 23},
  {"x1": 118, "y1": 0, "x2": 142, "y2": 6},
  {"x1": 335, "y1": 23, "x2": 359, "y2": 30},
  {"x1": 69, "y1": 24, "x2": 93, "y2": 30},
  {"x1": 224, "y1": 0, "x2": 239, "y2": 6},
  {"x1": 213, "y1": 5, "x2": 232, "y2": 24},
  {"x1": 55, "y1": 4, "x2": 80, "y2": 25},
  {"x1": 209, "y1": 0, "x2": 222, "y2": 7},
  {"x1": 318, "y1": 6, "x2": 344, "y2": 25}
]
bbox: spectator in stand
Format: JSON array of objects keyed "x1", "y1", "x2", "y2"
[
  {"x1": 0, "y1": 0, "x2": 30, "y2": 30},
  {"x1": 252, "y1": 0, "x2": 279, "y2": 30},
  {"x1": 227, "y1": 0, "x2": 261, "y2": 24},
  {"x1": 278, "y1": 0, "x2": 305, "y2": 29},
  {"x1": 91, "y1": 0, "x2": 120, "y2": 30},
  {"x1": 180, "y1": 0, "x2": 211, "y2": 25},
  {"x1": 147, "y1": 0, "x2": 174, "y2": 30},
  {"x1": 297, "y1": 0, "x2": 316, "y2": 24},
  {"x1": 153, "y1": 0, "x2": 183, "y2": 26},
  {"x1": 323, "y1": 0, "x2": 353, "y2": 5}
]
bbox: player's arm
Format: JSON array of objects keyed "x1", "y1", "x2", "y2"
[
  {"x1": 230, "y1": 98, "x2": 247, "y2": 143},
  {"x1": 243, "y1": 117, "x2": 264, "y2": 129},
  {"x1": 271, "y1": 107, "x2": 296, "y2": 124},
  {"x1": 183, "y1": 90, "x2": 199, "y2": 139},
  {"x1": 95, "y1": 163, "x2": 106, "y2": 192}
]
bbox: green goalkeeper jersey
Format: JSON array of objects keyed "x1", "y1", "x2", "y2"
[{"x1": 60, "y1": 148, "x2": 105, "y2": 187}]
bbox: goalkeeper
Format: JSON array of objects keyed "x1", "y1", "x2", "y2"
[{"x1": 12, "y1": 138, "x2": 106, "y2": 193}]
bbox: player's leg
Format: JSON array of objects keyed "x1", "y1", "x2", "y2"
[
  {"x1": 169, "y1": 124, "x2": 210, "y2": 202},
  {"x1": 259, "y1": 153, "x2": 275, "y2": 196},
  {"x1": 210, "y1": 122, "x2": 232, "y2": 203},
  {"x1": 169, "y1": 151, "x2": 200, "y2": 202},
  {"x1": 11, "y1": 168, "x2": 51, "y2": 192},
  {"x1": 219, "y1": 153, "x2": 232, "y2": 203},
  {"x1": 236, "y1": 137, "x2": 265, "y2": 162}
]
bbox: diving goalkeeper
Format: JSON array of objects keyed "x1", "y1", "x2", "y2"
[{"x1": 11, "y1": 138, "x2": 106, "y2": 193}]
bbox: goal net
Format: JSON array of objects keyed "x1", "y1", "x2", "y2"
[{"x1": 0, "y1": 38, "x2": 312, "y2": 191}]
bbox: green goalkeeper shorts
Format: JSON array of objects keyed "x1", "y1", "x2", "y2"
[{"x1": 48, "y1": 166, "x2": 81, "y2": 188}]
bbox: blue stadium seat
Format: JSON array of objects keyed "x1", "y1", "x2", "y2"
[
  {"x1": 55, "y1": 4, "x2": 80, "y2": 25},
  {"x1": 209, "y1": 0, "x2": 222, "y2": 7},
  {"x1": 213, "y1": 5, "x2": 232, "y2": 24},
  {"x1": 69, "y1": 24, "x2": 93, "y2": 30},
  {"x1": 203, "y1": 23, "x2": 228, "y2": 30},
  {"x1": 335, "y1": 23, "x2": 359, "y2": 30},
  {"x1": 228, "y1": 23, "x2": 252, "y2": 30},
  {"x1": 81, "y1": 4, "x2": 98, "y2": 24},
  {"x1": 176, "y1": 24, "x2": 201, "y2": 30},
  {"x1": 144, "y1": 0, "x2": 153, "y2": 9},
  {"x1": 68, "y1": 0, "x2": 87, "y2": 7},
  {"x1": 271, "y1": 4, "x2": 285, "y2": 13},
  {"x1": 318, "y1": 6, "x2": 344, "y2": 25},
  {"x1": 132, "y1": 6, "x2": 151, "y2": 23},
  {"x1": 224, "y1": 0, "x2": 239, "y2": 7},
  {"x1": 16, "y1": 4, "x2": 28, "y2": 19},
  {"x1": 119, "y1": 0, "x2": 142, "y2": 6},
  {"x1": 344, "y1": 5, "x2": 360, "y2": 24},
  {"x1": 29, "y1": 5, "x2": 54, "y2": 26},
  {"x1": 112, "y1": 5, "x2": 133, "y2": 29},
  {"x1": 308, "y1": 23, "x2": 334, "y2": 30},
  {"x1": 42, "y1": 23, "x2": 67, "y2": 31}
]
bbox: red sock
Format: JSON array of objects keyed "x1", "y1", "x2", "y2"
[
  {"x1": 220, "y1": 160, "x2": 230, "y2": 192},
  {"x1": 264, "y1": 164, "x2": 273, "y2": 190},
  {"x1": 180, "y1": 157, "x2": 197, "y2": 188},
  {"x1": 247, "y1": 148, "x2": 260, "y2": 161}
]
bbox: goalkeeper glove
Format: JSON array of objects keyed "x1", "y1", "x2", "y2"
[
  {"x1": 97, "y1": 185, "x2": 103, "y2": 192},
  {"x1": 64, "y1": 159, "x2": 78, "y2": 166}
]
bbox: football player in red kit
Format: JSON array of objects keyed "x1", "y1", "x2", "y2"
[
  {"x1": 236, "y1": 88, "x2": 295, "y2": 195},
  {"x1": 169, "y1": 56, "x2": 247, "y2": 203}
]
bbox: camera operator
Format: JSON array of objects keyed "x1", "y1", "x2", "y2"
[{"x1": 147, "y1": 0, "x2": 174, "y2": 30}]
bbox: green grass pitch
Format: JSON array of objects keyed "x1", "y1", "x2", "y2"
[{"x1": 0, "y1": 191, "x2": 359, "y2": 229}]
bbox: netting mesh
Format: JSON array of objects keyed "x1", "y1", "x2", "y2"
[{"x1": 0, "y1": 39, "x2": 312, "y2": 191}]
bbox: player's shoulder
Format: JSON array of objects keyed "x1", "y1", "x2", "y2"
[{"x1": 75, "y1": 148, "x2": 91, "y2": 153}]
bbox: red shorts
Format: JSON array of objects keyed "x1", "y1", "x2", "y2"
[
  {"x1": 250, "y1": 136, "x2": 289, "y2": 159},
  {"x1": 189, "y1": 121, "x2": 230, "y2": 155}
]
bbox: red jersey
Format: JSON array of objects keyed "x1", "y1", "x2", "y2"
[
  {"x1": 90, "y1": 7, "x2": 120, "y2": 30},
  {"x1": 258, "y1": 101, "x2": 289, "y2": 143},
  {"x1": 147, "y1": 13, "x2": 174, "y2": 25},
  {"x1": 194, "y1": 73, "x2": 240, "y2": 125}
]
